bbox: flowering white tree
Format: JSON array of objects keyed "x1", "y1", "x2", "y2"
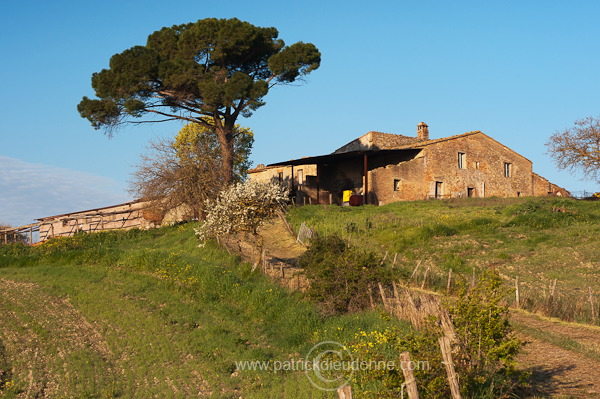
[{"x1": 195, "y1": 180, "x2": 289, "y2": 267}]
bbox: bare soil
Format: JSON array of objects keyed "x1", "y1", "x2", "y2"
[
  {"x1": 0, "y1": 278, "x2": 115, "y2": 398},
  {"x1": 511, "y1": 310, "x2": 600, "y2": 398},
  {"x1": 258, "y1": 216, "x2": 306, "y2": 262}
]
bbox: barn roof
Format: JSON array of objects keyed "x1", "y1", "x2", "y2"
[
  {"x1": 267, "y1": 148, "x2": 419, "y2": 167},
  {"x1": 265, "y1": 130, "x2": 532, "y2": 167},
  {"x1": 35, "y1": 200, "x2": 144, "y2": 221}
]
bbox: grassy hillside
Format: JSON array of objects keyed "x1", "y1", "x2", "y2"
[
  {"x1": 0, "y1": 224, "x2": 409, "y2": 398},
  {"x1": 2, "y1": 197, "x2": 599, "y2": 398},
  {"x1": 287, "y1": 197, "x2": 600, "y2": 324}
]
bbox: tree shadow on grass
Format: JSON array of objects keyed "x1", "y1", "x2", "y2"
[{"x1": 520, "y1": 363, "x2": 595, "y2": 398}]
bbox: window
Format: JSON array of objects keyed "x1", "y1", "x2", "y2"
[
  {"x1": 475, "y1": 161, "x2": 480, "y2": 169},
  {"x1": 278, "y1": 171, "x2": 284, "y2": 183},
  {"x1": 393, "y1": 179, "x2": 401, "y2": 191},
  {"x1": 458, "y1": 152, "x2": 466, "y2": 169},
  {"x1": 297, "y1": 169, "x2": 304, "y2": 184},
  {"x1": 503, "y1": 162, "x2": 512, "y2": 178}
]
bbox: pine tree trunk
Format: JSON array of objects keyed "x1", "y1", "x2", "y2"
[{"x1": 214, "y1": 123, "x2": 235, "y2": 185}]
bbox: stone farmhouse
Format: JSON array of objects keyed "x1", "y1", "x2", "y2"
[{"x1": 249, "y1": 122, "x2": 569, "y2": 206}]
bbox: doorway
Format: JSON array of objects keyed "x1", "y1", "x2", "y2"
[{"x1": 435, "y1": 181, "x2": 443, "y2": 199}]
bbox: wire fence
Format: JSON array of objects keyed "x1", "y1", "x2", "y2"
[{"x1": 570, "y1": 190, "x2": 600, "y2": 199}]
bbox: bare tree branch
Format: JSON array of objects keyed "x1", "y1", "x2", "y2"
[{"x1": 546, "y1": 116, "x2": 600, "y2": 182}]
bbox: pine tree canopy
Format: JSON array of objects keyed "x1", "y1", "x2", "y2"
[{"x1": 78, "y1": 18, "x2": 320, "y2": 182}]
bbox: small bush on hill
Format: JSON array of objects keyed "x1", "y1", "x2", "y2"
[
  {"x1": 195, "y1": 180, "x2": 289, "y2": 242},
  {"x1": 449, "y1": 269, "x2": 526, "y2": 398},
  {"x1": 503, "y1": 198, "x2": 597, "y2": 229},
  {"x1": 195, "y1": 180, "x2": 288, "y2": 269},
  {"x1": 418, "y1": 223, "x2": 457, "y2": 239},
  {"x1": 299, "y1": 235, "x2": 390, "y2": 315}
]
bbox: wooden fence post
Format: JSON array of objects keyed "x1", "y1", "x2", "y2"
[
  {"x1": 447, "y1": 268, "x2": 453, "y2": 293},
  {"x1": 515, "y1": 276, "x2": 520, "y2": 308},
  {"x1": 380, "y1": 251, "x2": 388, "y2": 265},
  {"x1": 378, "y1": 283, "x2": 388, "y2": 308},
  {"x1": 399, "y1": 351, "x2": 419, "y2": 399},
  {"x1": 590, "y1": 287, "x2": 597, "y2": 322},
  {"x1": 439, "y1": 336, "x2": 462, "y2": 399},
  {"x1": 392, "y1": 281, "x2": 400, "y2": 302},
  {"x1": 337, "y1": 384, "x2": 352, "y2": 399},
  {"x1": 421, "y1": 266, "x2": 430, "y2": 289},
  {"x1": 410, "y1": 260, "x2": 422, "y2": 280}
]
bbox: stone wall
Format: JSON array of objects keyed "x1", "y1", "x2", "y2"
[
  {"x1": 250, "y1": 131, "x2": 568, "y2": 206},
  {"x1": 368, "y1": 150, "x2": 426, "y2": 204},
  {"x1": 423, "y1": 133, "x2": 533, "y2": 199},
  {"x1": 368, "y1": 132, "x2": 535, "y2": 204},
  {"x1": 532, "y1": 173, "x2": 571, "y2": 197}
]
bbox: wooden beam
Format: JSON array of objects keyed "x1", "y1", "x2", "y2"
[
  {"x1": 0, "y1": 221, "x2": 42, "y2": 234},
  {"x1": 363, "y1": 154, "x2": 369, "y2": 205},
  {"x1": 439, "y1": 336, "x2": 462, "y2": 399},
  {"x1": 316, "y1": 164, "x2": 320, "y2": 205},
  {"x1": 399, "y1": 351, "x2": 419, "y2": 399},
  {"x1": 337, "y1": 385, "x2": 352, "y2": 399}
]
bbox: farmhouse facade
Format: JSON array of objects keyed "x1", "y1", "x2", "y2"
[{"x1": 249, "y1": 123, "x2": 569, "y2": 205}]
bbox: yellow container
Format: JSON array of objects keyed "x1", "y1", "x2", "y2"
[{"x1": 342, "y1": 190, "x2": 352, "y2": 203}]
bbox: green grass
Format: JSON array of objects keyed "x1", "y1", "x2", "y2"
[
  {"x1": 2, "y1": 197, "x2": 598, "y2": 397},
  {"x1": 0, "y1": 224, "x2": 411, "y2": 398},
  {"x1": 287, "y1": 197, "x2": 600, "y2": 324}
]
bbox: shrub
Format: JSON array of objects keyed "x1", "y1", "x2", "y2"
[
  {"x1": 346, "y1": 270, "x2": 526, "y2": 398},
  {"x1": 449, "y1": 270, "x2": 526, "y2": 398},
  {"x1": 503, "y1": 199, "x2": 595, "y2": 229},
  {"x1": 409, "y1": 223, "x2": 457, "y2": 242},
  {"x1": 299, "y1": 235, "x2": 389, "y2": 315},
  {"x1": 195, "y1": 180, "x2": 289, "y2": 242}
]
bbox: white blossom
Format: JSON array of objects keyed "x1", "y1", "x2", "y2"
[{"x1": 195, "y1": 180, "x2": 289, "y2": 243}]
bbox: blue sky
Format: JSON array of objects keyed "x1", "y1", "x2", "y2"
[{"x1": 2, "y1": 0, "x2": 600, "y2": 226}]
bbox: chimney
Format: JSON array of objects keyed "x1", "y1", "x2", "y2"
[{"x1": 417, "y1": 122, "x2": 429, "y2": 141}]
